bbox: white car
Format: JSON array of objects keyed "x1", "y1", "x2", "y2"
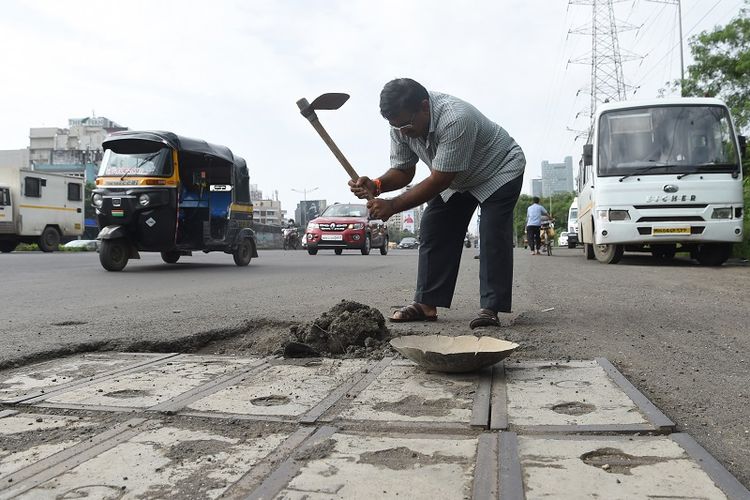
[{"x1": 558, "y1": 233, "x2": 568, "y2": 247}]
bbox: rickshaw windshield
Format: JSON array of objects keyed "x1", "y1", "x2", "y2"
[{"x1": 98, "y1": 147, "x2": 173, "y2": 177}]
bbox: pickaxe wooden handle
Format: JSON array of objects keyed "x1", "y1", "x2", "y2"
[{"x1": 297, "y1": 94, "x2": 373, "y2": 200}]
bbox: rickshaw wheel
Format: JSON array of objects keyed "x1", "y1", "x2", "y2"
[
  {"x1": 100, "y1": 239, "x2": 129, "y2": 272},
  {"x1": 233, "y1": 239, "x2": 252, "y2": 266},
  {"x1": 161, "y1": 252, "x2": 180, "y2": 264}
]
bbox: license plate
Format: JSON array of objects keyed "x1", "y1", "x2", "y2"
[
  {"x1": 652, "y1": 227, "x2": 690, "y2": 235},
  {"x1": 321, "y1": 234, "x2": 343, "y2": 241}
]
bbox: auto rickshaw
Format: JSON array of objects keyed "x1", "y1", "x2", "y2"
[{"x1": 92, "y1": 131, "x2": 257, "y2": 271}]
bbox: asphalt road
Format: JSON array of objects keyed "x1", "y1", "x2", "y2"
[{"x1": 1, "y1": 246, "x2": 749, "y2": 486}]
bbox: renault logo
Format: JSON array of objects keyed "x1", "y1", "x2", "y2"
[{"x1": 663, "y1": 185, "x2": 679, "y2": 193}]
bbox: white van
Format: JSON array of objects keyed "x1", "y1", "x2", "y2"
[
  {"x1": 0, "y1": 168, "x2": 84, "y2": 253},
  {"x1": 566, "y1": 197, "x2": 579, "y2": 248}
]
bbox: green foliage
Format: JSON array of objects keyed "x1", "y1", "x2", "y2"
[
  {"x1": 681, "y1": 1, "x2": 750, "y2": 132},
  {"x1": 513, "y1": 192, "x2": 576, "y2": 243}
]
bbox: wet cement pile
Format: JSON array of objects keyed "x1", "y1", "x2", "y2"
[{"x1": 286, "y1": 300, "x2": 391, "y2": 358}]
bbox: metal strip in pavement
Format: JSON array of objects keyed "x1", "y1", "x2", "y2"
[
  {"x1": 149, "y1": 359, "x2": 271, "y2": 413},
  {"x1": 244, "y1": 425, "x2": 339, "y2": 500},
  {"x1": 0, "y1": 418, "x2": 151, "y2": 498},
  {"x1": 472, "y1": 433, "x2": 499, "y2": 500},
  {"x1": 16, "y1": 353, "x2": 181, "y2": 405},
  {"x1": 470, "y1": 366, "x2": 493, "y2": 428},
  {"x1": 315, "y1": 356, "x2": 394, "y2": 423},
  {"x1": 498, "y1": 432, "x2": 524, "y2": 500},
  {"x1": 514, "y1": 423, "x2": 662, "y2": 435},
  {"x1": 333, "y1": 418, "x2": 480, "y2": 435},
  {"x1": 671, "y1": 432, "x2": 750, "y2": 500},
  {"x1": 221, "y1": 427, "x2": 317, "y2": 498},
  {"x1": 490, "y1": 362, "x2": 508, "y2": 430},
  {"x1": 0, "y1": 410, "x2": 18, "y2": 419},
  {"x1": 177, "y1": 410, "x2": 297, "y2": 423},
  {"x1": 596, "y1": 357, "x2": 675, "y2": 432}
]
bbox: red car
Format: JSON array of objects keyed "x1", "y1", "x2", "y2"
[{"x1": 305, "y1": 203, "x2": 388, "y2": 255}]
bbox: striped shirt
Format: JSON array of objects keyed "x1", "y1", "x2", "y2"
[{"x1": 389, "y1": 91, "x2": 526, "y2": 202}]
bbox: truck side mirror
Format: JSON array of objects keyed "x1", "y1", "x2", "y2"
[
  {"x1": 739, "y1": 135, "x2": 746, "y2": 158},
  {"x1": 582, "y1": 144, "x2": 593, "y2": 167}
]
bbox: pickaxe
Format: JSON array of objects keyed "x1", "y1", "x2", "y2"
[{"x1": 296, "y1": 93, "x2": 372, "y2": 200}]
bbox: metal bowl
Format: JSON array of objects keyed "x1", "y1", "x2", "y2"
[{"x1": 389, "y1": 335, "x2": 519, "y2": 373}]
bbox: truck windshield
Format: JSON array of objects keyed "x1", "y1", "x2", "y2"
[
  {"x1": 98, "y1": 147, "x2": 172, "y2": 177},
  {"x1": 597, "y1": 105, "x2": 739, "y2": 177}
]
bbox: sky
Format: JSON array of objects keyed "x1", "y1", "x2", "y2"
[{"x1": 0, "y1": 0, "x2": 744, "y2": 218}]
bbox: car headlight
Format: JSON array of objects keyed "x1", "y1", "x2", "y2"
[
  {"x1": 608, "y1": 210, "x2": 630, "y2": 221},
  {"x1": 307, "y1": 222, "x2": 319, "y2": 230},
  {"x1": 138, "y1": 193, "x2": 151, "y2": 207},
  {"x1": 92, "y1": 193, "x2": 103, "y2": 208},
  {"x1": 711, "y1": 208, "x2": 732, "y2": 219},
  {"x1": 349, "y1": 223, "x2": 364, "y2": 230}
]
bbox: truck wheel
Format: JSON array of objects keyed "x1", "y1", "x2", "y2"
[
  {"x1": 584, "y1": 243, "x2": 595, "y2": 260},
  {"x1": 568, "y1": 241, "x2": 576, "y2": 249},
  {"x1": 695, "y1": 243, "x2": 731, "y2": 267},
  {"x1": 593, "y1": 243, "x2": 623, "y2": 264},
  {"x1": 380, "y1": 236, "x2": 389, "y2": 255},
  {"x1": 233, "y1": 239, "x2": 253, "y2": 266},
  {"x1": 0, "y1": 240, "x2": 18, "y2": 253},
  {"x1": 38, "y1": 226, "x2": 61, "y2": 252},
  {"x1": 161, "y1": 251, "x2": 180, "y2": 264},
  {"x1": 99, "y1": 239, "x2": 129, "y2": 271},
  {"x1": 361, "y1": 235, "x2": 371, "y2": 255}
]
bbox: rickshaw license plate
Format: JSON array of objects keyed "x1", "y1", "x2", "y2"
[
  {"x1": 652, "y1": 227, "x2": 690, "y2": 235},
  {"x1": 321, "y1": 234, "x2": 343, "y2": 241}
]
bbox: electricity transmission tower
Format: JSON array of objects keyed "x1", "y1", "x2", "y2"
[{"x1": 568, "y1": 0, "x2": 640, "y2": 138}]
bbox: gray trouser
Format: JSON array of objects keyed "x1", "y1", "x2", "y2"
[{"x1": 414, "y1": 174, "x2": 523, "y2": 313}]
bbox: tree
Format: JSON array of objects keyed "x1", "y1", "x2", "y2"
[{"x1": 681, "y1": 1, "x2": 750, "y2": 132}]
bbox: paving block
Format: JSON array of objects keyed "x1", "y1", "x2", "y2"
[
  {"x1": 33, "y1": 355, "x2": 260, "y2": 412},
  {"x1": 332, "y1": 360, "x2": 491, "y2": 431},
  {"x1": 0, "y1": 353, "x2": 175, "y2": 404},
  {"x1": 493, "y1": 360, "x2": 673, "y2": 432},
  {"x1": 0, "y1": 412, "x2": 103, "y2": 480},
  {"x1": 502, "y1": 433, "x2": 747, "y2": 500},
  {"x1": 248, "y1": 427, "x2": 486, "y2": 500},
  {"x1": 1, "y1": 418, "x2": 297, "y2": 500},
  {"x1": 183, "y1": 359, "x2": 369, "y2": 422}
]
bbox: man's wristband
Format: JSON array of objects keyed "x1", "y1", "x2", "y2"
[{"x1": 373, "y1": 178, "x2": 382, "y2": 196}]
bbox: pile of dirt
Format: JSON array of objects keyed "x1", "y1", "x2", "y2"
[{"x1": 287, "y1": 300, "x2": 391, "y2": 357}]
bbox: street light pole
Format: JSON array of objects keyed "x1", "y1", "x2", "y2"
[{"x1": 648, "y1": 0, "x2": 685, "y2": 95}]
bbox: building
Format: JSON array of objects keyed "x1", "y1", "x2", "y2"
[
  {"x1": 29, "y1": 116, "x2": 127, "y2": 181},
  {"x1": 0, "y1": 149, "x2": 30, "y2": 170},
  {"x1": 531, "y1": 178, "x2": 543, "y2": 198},
  {"x1": 249, "y1": 186, "x2": 287, "y2": 226},
  {"x1": 540, "y1": 156, "x2": 574, "y2": 196}
]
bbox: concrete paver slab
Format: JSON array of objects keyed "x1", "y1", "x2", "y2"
[
  {"x1": 0, "y1": 413, "x2": 101, "y2": 480},
  {"x1": 34, "y1": 355, "x2": 259, "y2": 411},
  {"x1": 183, "y1": 359, "x2": 368, "y2": 420},
  {"x1": 9, "y1": 419, "x2": 293, "y2": 500},
  {"x1": 502, "y1": 360, "x2": 656, "y2": 431},
  {"x1": 256, "y1": 428, "x2": 480, "y2": 500},
  {"x1": 335, "y1": 360, "x2": 486, "y2": 429},
  {"x1": 510, "y1": 434, "x2": 732, "y2": 500},
  {"x1": 0, "y1": 353, "x2": 174, "y2": 404}
]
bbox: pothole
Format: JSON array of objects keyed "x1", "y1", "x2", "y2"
[
  {"x1": 580, "y1": 447, "x2": 670, "y2": 475},
  {"x1": 359, "y1": 446, "x2": 466, "y2": 470},
  {"x1": 50, "y1": 321, "x2": 88, "y2": 326},
  {"x1": 250, "y1": 395, "x2": 290, "y2": 406},
  {"x1": 551, "y1": 401, "x2": 596, "y2": 415},
  {"x1": 372, "y1": 395, "x2": 456, "y2": 417},
  {"x1": 104, "y1": 389, "x2": 150, "y2": 399}
]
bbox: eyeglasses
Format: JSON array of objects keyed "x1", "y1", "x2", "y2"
[{"x1": 391, "y1": 112, "x2": 416, "y2": 132}]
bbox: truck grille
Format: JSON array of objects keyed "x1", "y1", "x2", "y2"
[
  {"x1": 0, "y1": 221, "x2": 14, "y2": 234},
  {"x1": 636, "y1": 216, "x2": 704, "y2": 222}
]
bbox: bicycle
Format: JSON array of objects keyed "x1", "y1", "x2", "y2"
[{"x1": 540, "y1": 220, "x2": 555, "y2": 256}]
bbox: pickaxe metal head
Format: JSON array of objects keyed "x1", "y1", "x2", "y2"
[{"x1": 296, "y1": 93, "x2": 350, "y2": 121}]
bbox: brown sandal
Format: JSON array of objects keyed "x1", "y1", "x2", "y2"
[{"x1": 390, "y1": 303, "x2": 438, "y2": 323}]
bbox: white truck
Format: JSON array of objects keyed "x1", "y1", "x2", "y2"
[
  {"x1": 576, "y1": 97, "x2": 746, "y2": 266},
  {"x1": 566, "y1": 197, "x2": 579, "y2": 249},
  {"x1": 0, "y1": 167, "x2": 84, "y2": 253}
]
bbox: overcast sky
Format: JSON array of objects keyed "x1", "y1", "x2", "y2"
[{"x1": 0, "y1": 0, "x2": 744, "y2": 216}]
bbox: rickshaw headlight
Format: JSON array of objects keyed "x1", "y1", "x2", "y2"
[
  {"x1": 138, "y1": 193, "x2": 151, "y2": 207},
  {"x1": 92, "y1": 193, "x2": 103, "y2": 208}
]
